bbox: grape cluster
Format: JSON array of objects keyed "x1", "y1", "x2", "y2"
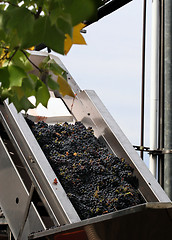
[{"x1": 27, "y1": 119, "x2": 145, "y2": 220}]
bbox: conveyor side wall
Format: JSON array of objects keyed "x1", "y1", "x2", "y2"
[
  {"x1": 0, "y1": 138, "x2": 45, "y2": 239},
  {"x1": 63, "y1": 90, "x2": 170, "y2": 202},
  {"x1": 0, "y1": 102, "x2": 81, "y2": 225}
]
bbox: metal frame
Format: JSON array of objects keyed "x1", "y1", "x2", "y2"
[
  {"x1": 0, "y1": 109, "x2": 60, "y2": 227},
  {"x1": 62, "y1": 89, "x2": 170, "y2": 202},
  {"x1": 0, "y1": 101, "x2": 80, "y2": 225},
  {"x1": 0, "y1": 52, "x2": 171, "y2": 239},
  {"x1": 29, "y1": 51, "x2": 172, "y2": 203},
  {"x1": 0, "y1": 137, "x2": 45, "y2": 239},
  {"x1": 97, "y1": 0, "x2": 133, "y2": 21},
  {"x1": 28, "y1": 202, "x2": 172, "y2": 240}
]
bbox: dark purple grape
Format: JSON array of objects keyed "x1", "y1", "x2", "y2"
[{"x1": 27, "y1": 119, "x2": 145, "y2": 219}]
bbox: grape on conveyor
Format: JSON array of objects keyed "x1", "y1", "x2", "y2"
[{"x1": 27, "y1": 119, "x2": 145, "y2": 220}]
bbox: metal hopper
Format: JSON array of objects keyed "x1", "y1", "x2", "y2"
[{"x1": 0, "y1": 52, "x2": 171, "y2": 240}]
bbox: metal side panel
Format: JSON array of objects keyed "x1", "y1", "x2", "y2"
[
  {"x1": 63, "y1": 90, "x2": 171, "y2": 203},
  {"x1": 0, "y1": 101, "x2": 80, "y2": 225},
  {"x1": 0, "y1": 138, "x2": 46, "y2": 239},
  {"x1": 28, "y1": 202, "x2": 172, "y2": 240},
  {"x1": 0, "y1": 110, "x2": 60, "y2": 227}
]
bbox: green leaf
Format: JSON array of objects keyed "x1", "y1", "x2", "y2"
[
  {"x1": 35, "y1": 77, "x2": 43, "y2": 91},
  {"x1": 11, "y1": 50, "x2": 33, "y2": 72},
  {"x1": 63, "y1": 0, "x2": 96, "y2": 26},
  {"x1": 49, "y1": 7, "x2": 61, "y2": 25},
  {"x1": 0, "y1": 0, "x2": 103, "y2": 113},
  {"x1": 19, "y1": 96, "x2": 35, "y2": 112},
  {"x1": 57, "y1": 14, "x2": 73, "y2": 38},
  {"x1": 39, "y1": 56, "x2": 67, "y2": 79},
  {"x1": 0, "y1": 88, "x2": 13, "y2": 100},
  {"x1": 49, "y1": 59, "x2": 65, "y2": 75},
  {"x1": 0, "y1": 66, "x2": 10, "y2": 88},
  {"x1": 0, "y1": 29, "x2": 5, "y2": 41},
  {"x1": 22, "y1": 77, "x2": 36, "y2": 97},
  {"x1": 36, "y1": 82, "x2": 50, "y2": 107},
  {"x1": 47, "y1": 75, "x2": 59, "y2": 90},
  {"x1": 39, "y1": 56, "x2": 66, "y2": 76},
  {"x1": 7, "y1": 7, "x2": 34, "y2": 39},
  {"x1": 29, "y1": 73, "x2": 41, "y2": 86},
  {"x1": 61, "y1": 71, "x2": 68, "y2": 81},
  {"x1": 9, "y1": 93, "x2": 23, "y2": 112},
  {"x1": 0, "y1": 10, "x2": 7, "y2": 29},
  {"x1": 12, "y1": 86, "x2": 25, "y2": 100},
  {"x1": 39, "y1": 56, "x2": 50, "y2": 70},
  {"x1": 41, "y1": 17, "x2": 65, "y2": 54},
  {"x1": 8, "y1": 65, "x2": 27, "y2": 87},
  {"x1": 9, "y1": 0, "x2": 18, "y2": 4},
  {"x1": 0, "y1": 11, "x2": 9, "y2": 42},
  {"x1": 0, "y1": 4, "x2": 6, "y2": 11},
  {"x1": 10, "y1": 93, "x2": 35, "y2": 113},
  {"x1": 50, "y1": 9, "x2": 73, "y2": 38},
  {"x1": 22, "y1": 16, "x2": 65, "y2": 54}
]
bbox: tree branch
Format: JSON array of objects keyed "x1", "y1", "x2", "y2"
[
  {"x1": 8, "y1": 47, "x2": 18, "y2": 63},
  {"x1": 21, "y1": 50, "x2": 43, "y2": 73},
  {"x1": 0, "y1": 0, "x2": 19, "y2": 8},
  {"x1": 35, "y1": 6, "x2": 42, "y2": 19}
]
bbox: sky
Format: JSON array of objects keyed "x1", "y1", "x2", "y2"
[{"x1": 58, "y1": 0, "x2": 152, "y2": 165}]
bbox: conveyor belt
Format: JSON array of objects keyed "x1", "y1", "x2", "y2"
[{"x1": 0, "y1": 52, "x2": 171, "y2": 239}]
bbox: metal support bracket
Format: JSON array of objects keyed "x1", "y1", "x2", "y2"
[
  {"x1": 17, "y1": 184, "x2": 35, "y2": 240},
  {"x1": 134, "y1": 145, "x2": 172, "y2": 156}
]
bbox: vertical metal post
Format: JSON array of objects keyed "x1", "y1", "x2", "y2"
[
  {"x1": 150, "y1": 0, "x2": 160, "y2": 178},
  {"x1": 140, "y1": 0, "x2": 147, "y2": 160},
  {"x1": 158, "y1": 0, "x2": 164, "y2": 187},
  {"x1": 164, "y1": 0, "x2": 172, "y2": 199}
]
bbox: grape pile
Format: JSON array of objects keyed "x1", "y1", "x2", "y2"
[{"x1": 27, "y1": 119, "x2": 145, "y2": 219}]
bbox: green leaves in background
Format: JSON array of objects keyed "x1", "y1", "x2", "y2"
[
  {"x1": 22, "y1": 16, "x2": 65, "y2": 54},
  {"x1": 36, "y1": 82, "x2": 50, "y2": 108},
  {"x1": 6, "y1": 7, "x2": 34, "y2": 39},
  {"x1": 0, "y1": 0, "x2": 102, "y2": 53},
  {"x1": 39, "y1": 56, "x2": 75, "y2": 97},
  {"x1": 0, "y1": 51, "x2": 58, "y2": 112},
  {"x1": 0, "y1": 67, "x2": 10, "y2": 88},
  {"x1": 8, "y1": 65, "x2": 26, "y2": 87},
  {"x1": 0, "y1": 0, "x2": 105, "y2": 112}
]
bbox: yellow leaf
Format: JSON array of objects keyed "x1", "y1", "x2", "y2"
[
  {"x1": 64, "y1": 23, "x2": 86, "y2": 55},
  {"x1": 0, "y1": 47, "x2": 10, "y2": 67},
  {"x1": 72, "y1": 23, "x2": 87, "y2": 44},
  {"x1": 57, "y1": 75, "x2": 75, "y2": 98},
  {"x1": 27, "y1": 46, "x2": 35, "y2": 51},
  {"x1": 64, "y1": 35, "x2": 73, "y2": 55}
]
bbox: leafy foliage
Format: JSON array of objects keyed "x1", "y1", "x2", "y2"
[{"x1": 0, "y1": 0, "x2": 105, "y2": 112}]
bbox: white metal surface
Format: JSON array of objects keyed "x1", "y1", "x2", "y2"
[{"x1": 26, "y1": 96, "x2": 73, "y2": 124}]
